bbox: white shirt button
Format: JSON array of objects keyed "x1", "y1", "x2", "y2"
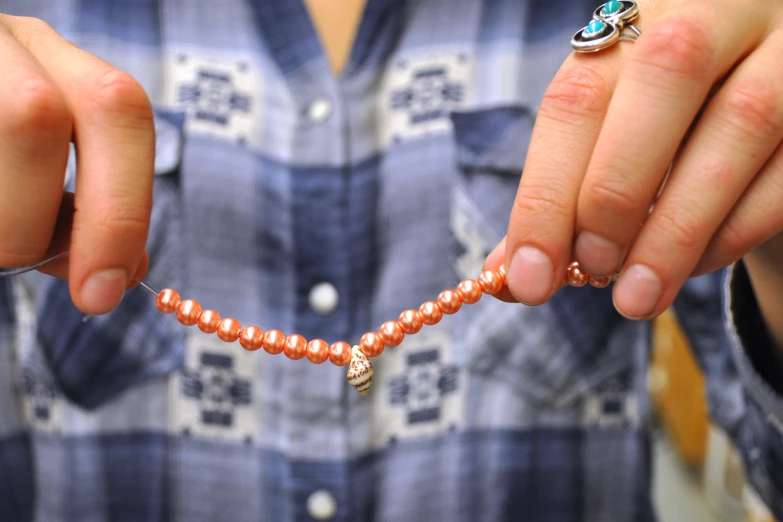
[
  {"x1": 309, "y1": 282, "x2": 339, "y2": 315},
  {"x1": 307, "y1": 97, "x2": 333, "y2": 124},
  {"x1": 306, "y1": 489, "x2": 337, "y2": 520}
]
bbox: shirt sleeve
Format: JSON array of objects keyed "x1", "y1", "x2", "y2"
[
  {"x1": 725, "y1": 261, "x2": 783, "y2": 425},
  {"x1": 723, "y1": 261, "x2": 783, "y2": 519}
]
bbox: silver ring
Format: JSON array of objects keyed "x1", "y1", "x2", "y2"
[{"x1": 572, "y1": 1, "x2": 642, "y2": 53}]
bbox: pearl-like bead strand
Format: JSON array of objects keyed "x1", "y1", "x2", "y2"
[
  {"x1": 153, "y1": 263, "x2": 614, "y2": 396},
  {"x1": 153, "y1": 263, "x2": 610, "y2": 365}
]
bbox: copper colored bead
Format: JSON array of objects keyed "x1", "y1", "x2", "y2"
[
  {"x1": 437, "y1": 289, "x2": 462, "y2": 315},
  {"x1": 566, "y1": 261, "x2": 588, "y2": 288},
  {"x1": 329, "y1": 341, "x2": 352, "y2": 366},
  {"x1": 198, "y1": 309, "x2": 221, "y2": 334},
  {"x1": 379, "y1": 321, "x2": 404, "y2": 347},
  {"x1": 284, "y1": 334, "x2": 307, "y2": 360},
  {"x1": 217, "y1": 318, "x2": 242, "y2": 342},
  {"x1": 478, "y1": 270, "x2": 503, "y2": 295},
  {"x1": 156, "y1": 288, "x2": 181, "y2": 314},
  {"x1": 497, "y1": 264, "x2": 507, "y2": 283},
  {"x1": 306, "y1": 339, "x2": 330, "y2": 364},
  {"x1": 456, "y1": 279, "x2": 482, "y2": 305},
  {"x1": 589, "y1": 275, "x2": 613, "y2": 289},
  {"x1": 262, "y1": 329, "x2": 286, "y2": 355},
  {"x1": 359, "y1": 331, "x2": 384, "y2": 358},
  {"x1": 176, "y1": 299, "x2": 202, "y2": 326},
  {"x1": 398, "y1": 309, "x2": 423, "y2": 334},
  {"x1": 239, "y1": 325, "x2": 264, "y2": 351},
  {"x1": 418, "y1": 301, "x2": 443, "y2": 325}
]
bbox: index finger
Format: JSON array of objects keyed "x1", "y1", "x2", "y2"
[
  {"x1": 9, "y1": 18, "x2": 155, "y2": 314},
  {"x1": 502, "y1": 1, "x2": 675, "y2": 305},
  {"x1": 502, "y1": 51, "x2": 624, "y2": 304}
]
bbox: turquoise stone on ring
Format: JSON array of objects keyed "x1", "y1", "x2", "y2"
[
  {"x1": 583, "y1": 20, "x2": 607, "y2": 38},
  {"x1": 601, "y1": 0, "x2": 623, "y2": 15}
]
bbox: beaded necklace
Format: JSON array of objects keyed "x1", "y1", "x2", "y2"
[
  {"x1": 147, "y1": 261, "x2": 613, "y2": 395},
  {"x1": 2, "y1": 253, "x2": 612, "y2": 395}
]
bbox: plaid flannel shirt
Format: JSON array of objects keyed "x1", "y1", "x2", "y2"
[{"x1": 0, "y1": 0, "x2": 781, "y2": 520}]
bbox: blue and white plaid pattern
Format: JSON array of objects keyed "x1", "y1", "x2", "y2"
[{"x1": 0, "y1": 0, "x2": 781, "y2": 520}]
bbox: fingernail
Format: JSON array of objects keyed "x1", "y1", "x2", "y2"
[
  {"x1": 574, "y1": 231, "x2": 623, "y2": 276},
  {"x1": 507, "y1": 246, "x2": 554, "y2": 304},
  {"x1": 613, "y1": 264, "x2": 662, "y2": 319},
  {"x1": 80, "y1": 269, "x2": 128, "y2": 314}
]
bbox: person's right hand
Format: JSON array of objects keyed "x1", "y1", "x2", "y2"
[{"x1": 0, "y1": 14, "x2": 155, "y2": 314}]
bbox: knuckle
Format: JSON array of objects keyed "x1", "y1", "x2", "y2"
[
  {"x1": 3, "y1": 16, "x2": 55, "y2": 46},
  {"x1": 633, "y1": 18, "x2": 713, "y2": 79},
  {"x1": 0, "y1": 236, "x2": 50, "y2": 268},
  {"x1": 583, "y1": 177, "x2": 643, "y2": 217},
  {"x1": 698, "y1": 159, "x2": 735, "y2": 187},
  {"x1": 715, "y1": 219, "x2": 748, "y2": 259},
  {"x1": 540, "y1": 65, "x2": 611, "y2": 121},
  {"x1": 649, "y1": 209, "x2": 702, "y2": 252},
  {"x1": 88, "y1": 68, "x2": 153, "y2": 125},
  {"x1": 21, "y1": 16, "x2": 54, "y2": 36},
  {"x1": 3, "y1": 76, "x2": 70, "y2": 142},
  {"x1": 93, "y1": 203, "x2": 150, "y2": 240},
  {"x1": 514, "y1": 178, "x2": 573, "y2": 223},
  {"x1": 718, "y1": 80, "x2": 782, "y2": 140}
]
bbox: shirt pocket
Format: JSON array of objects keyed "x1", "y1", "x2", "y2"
[
  {"x1": 450, "y1": 105, "x2": 532, "y2": 235},
  {"x1": 449, "y1": 106, "x2": 639, "y2": 409},
  {"x1": 446, "y1": 106, "x2": 532, "y2": 282},
  {"x1": 28, "y1": 109, "x2": 188, "y2": 411}
]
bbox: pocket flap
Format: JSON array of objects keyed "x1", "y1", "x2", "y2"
[{"x1": 451, "y1": 105, "x2": 534, "y2": 174}]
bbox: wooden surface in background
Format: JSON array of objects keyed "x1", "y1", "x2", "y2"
[
  {"x1": 650, "y1": 310, "x2": 709, "y2": 466},
  {"x1": 651, "y1": 311, "x2": 778, "y2": 520}
]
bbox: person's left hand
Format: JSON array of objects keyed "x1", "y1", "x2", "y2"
[{"x1": 485, "y1": 0, "x2": 783, "y2": 320}]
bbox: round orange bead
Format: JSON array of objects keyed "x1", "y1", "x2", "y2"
[
  {"x1": 284, "y1": 334, "x2": 307, "y2": 360},
  {"x1": 156, "y1": 288, "x2": 181, "y2": 314},
  {"x1": 437, "y1": 289, "x2": 462, "y2": 314},
  {"x1": 567, "y1": 261, "x2": 588, "y2": 287},
  {"x1": 329, "y1": 341, "x2": 352, "y2": 366},
  {"x1": 497, "y1": 265, "x2": 508, "y2": 286},
  {"x1": 306, "y1": 339, "x2": 330, "y2": 364},
  {"x1": 589, "y1": 275, "x2": 613, "y2": 288},
  {"x1": 217, "y1": 318, "x2": 242, "y2": 342},
  {"x1": 197, "y1": 309, "x2": 221, "y2": 334},
  {"x1": 478, "y1": 270, "x2": 503, "y2": 295},
  {"x1": 176, "y1": 299, "x2": 202, "y2": 326},
  {"x1": 398, "y1": 309, "x2": 423, "y2": 334},
  {"x1": 418, "y1": 301, "x2": 443, "y2": 325},
  {"x1": 456, "y1": 279, "x2": 482, "y2": 304},
  {"x1": 239, "y1": 325, "x2": 264, "y2": 351},
  {"x1": 360, "y1": 331, "x2": 384, "y2": 358},
  {"x1": 379, "y1": 321, "x2": 404, "y2": 347},
  {"x1": 263, "y1": 329, "x2": 286, "y2": 355}
]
